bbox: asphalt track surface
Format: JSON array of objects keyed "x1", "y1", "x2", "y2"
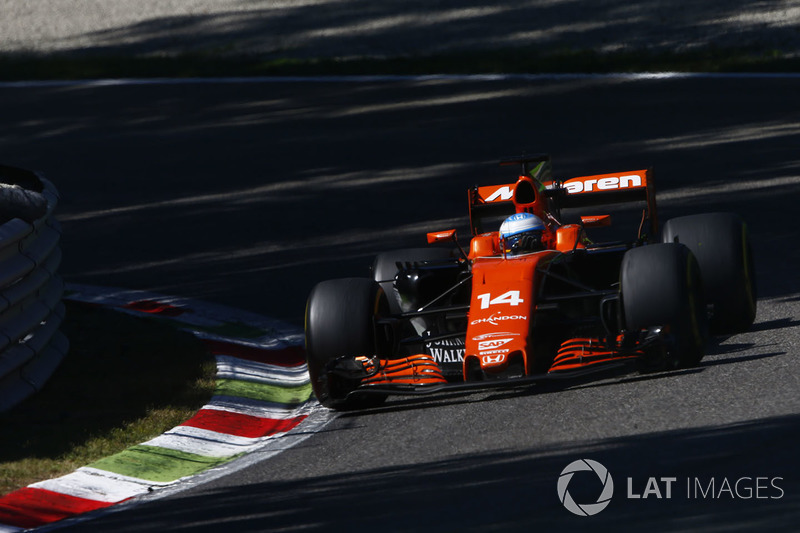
[
  {"x1": 2, "y1": 76, "x2": 799, "y2": 531},
  {"x1": 2, "y1": 0, "x2": 798, "y2": 58}
]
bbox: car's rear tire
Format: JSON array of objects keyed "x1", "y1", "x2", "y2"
[
  {"x1": 662, "y1": 212, "x2": 756, "y2": 333},
  {"x1": 372, "y1": 248, "x2": 456, "y2": 314},
  {"x1": 305, "y1": 278, "x2": 388, "y2": 409},
  {"x1": 621, "y1": 243, "x2": 708, "y2": 368}
]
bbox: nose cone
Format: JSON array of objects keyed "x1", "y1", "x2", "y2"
[{"x1": 464, "y1": 253, "x2": 555, "y2": 380}]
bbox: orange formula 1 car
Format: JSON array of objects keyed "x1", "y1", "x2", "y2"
[{"x1": 305, "y1": 155, "x2": 756, "y2": 409}]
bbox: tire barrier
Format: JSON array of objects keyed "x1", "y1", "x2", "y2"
[
  {"x1": 0, "y1": 285, "x2": 333, "y2": 531},
  {"x1": 0, "y1": 165, "x2": 67, "y2": 413}
]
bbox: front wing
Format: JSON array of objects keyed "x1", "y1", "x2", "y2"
[{"x1": 332, "y1": 349, "x2": 641, "y2": 402}]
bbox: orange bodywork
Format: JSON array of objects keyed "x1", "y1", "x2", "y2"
[
  {"x1": 554, "y1": 224, "x2": 588, "y2": 252},
  {"x1": 549, "y1": 337, "x2": 642, "y2": 372},
  {"x1": 469, "y1": 225, "x2": 588, "y2": 259},
  {"x1": 463, "y1": 252, "x2": 559, "y2": 378},
  {"x1": 357, "y1": 354, "x2": 447, "y2": 387}
]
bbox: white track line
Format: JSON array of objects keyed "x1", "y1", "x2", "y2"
[{"x1": 2, "y1": 72, "x2": 800, "y2": 89}]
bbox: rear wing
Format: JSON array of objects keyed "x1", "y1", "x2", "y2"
[
  {"x1": 550, "y1": 168, "x2": 658, "y2": 241},
  {"x1": 469, "y1": 161, "x2": 658, "y2": 242},
  {"x1": 469, "y1": 182, "x2": 520, "y2": 235}
]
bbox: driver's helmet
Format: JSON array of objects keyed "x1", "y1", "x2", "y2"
[{"x1": 499, "y1": 212, "x2": 546, "y2": 255}]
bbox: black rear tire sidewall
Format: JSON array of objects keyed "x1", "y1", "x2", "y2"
[{"x1": 662, "y1": 213, "x2": 756, "y2": 333}]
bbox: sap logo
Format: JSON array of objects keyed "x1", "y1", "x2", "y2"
[
  {"x1": 478, "y1": 338, "x2": 512, "y2": 350},
  {"x1": 565, "y1": 174, "x2": 643, "y2": 194},
  {"x1": 482, "y1": 353, "x2": 506, "y2": 365},
  {"x1": 485, "y1": 186, "x2": 514, "y2": 202}
]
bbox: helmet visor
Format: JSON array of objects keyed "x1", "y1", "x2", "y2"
[{"x1": 504, "y1": 230, "x2": 542, "y2": 254}]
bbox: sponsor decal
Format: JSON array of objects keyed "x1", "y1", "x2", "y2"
[
  {"x1": 564, "y1": 174, "x2": 643, "y2": 194},
  {"x1": 476, "y1": 290, "x2": 524, "y2": 309},
  {"x1": 478, "y1": 338, "x2": 513, "y2": 351},
  {"x1": 425, "y1": 338, "x2": 464, "y2": 364},
  {"x1": 470, "y1": 313, "x2": 527, "y2": 326},
  {"x1": 472, "y1": 331, "x2": 520, "y2": 341},
  {"x1": 485, "y1": 185, "x2": 514, "y2": 202},
  {"x1": 481, "y1": 353, "x2": 506, "y2": 365},
  {"x1": 479, "y1": 348, "x2": 510, "y2": 356}
]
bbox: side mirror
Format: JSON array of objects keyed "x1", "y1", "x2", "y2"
[
  {"x1": 580, "y1": 215, "x2": 612, "y2": 228},
  {"x1": 426, "y1": 229, "x2": 468, "y2": 261},
  {"x1": 427, "y1": 229, "x2": 458, "y2": 244}
]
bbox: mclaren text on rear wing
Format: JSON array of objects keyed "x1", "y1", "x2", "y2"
[
  {"x1": 554, "y1": 169, "x2": 652, "y2": 208},
  {"x1": 469, "y1": 168, "x2": 657, "y2": 238}
]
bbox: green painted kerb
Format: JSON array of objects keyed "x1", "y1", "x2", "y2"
[
  {"x1": 215, "y1": 379, "x2": 312, "y2": 405},
  {"x1": 88, "y1": 445, "x2": 237, "y2": 483}
]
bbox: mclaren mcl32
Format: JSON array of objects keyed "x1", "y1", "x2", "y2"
[{"x1": 305, "y1": 155, "x2": 756, "y2": 409}]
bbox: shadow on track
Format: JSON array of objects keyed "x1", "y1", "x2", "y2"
[
  {"x1": 3, "y1": 78, "x2": 799, "y2": 325},
  {"x1": 66, "y1": 413, "x2": 800, "y2": 532}
]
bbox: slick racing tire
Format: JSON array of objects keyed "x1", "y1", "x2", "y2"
[
  {"x1": 662, "y1": 212, "x2": 756, "y2": 334},
  {"x1": 621, "y1": 243, "x2": 708, "y2": 368},
  {"x1": 305, "y1": 278, "x2": 389, "y2": 409},
  {"x1": 372, "y1": 248, "x2": 455, "y2": 314}
]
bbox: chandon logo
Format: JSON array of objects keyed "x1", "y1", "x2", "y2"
[
  {"x1": 470, "y1": 313, "x2": 527, "y2": 326},
  {"x1": 557, "y1": 459, "x2": 614, "y2": 516}
]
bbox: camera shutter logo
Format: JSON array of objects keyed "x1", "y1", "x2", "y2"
[{"x1": 557, "y1": 459, "x2": 614, "y2": 516}]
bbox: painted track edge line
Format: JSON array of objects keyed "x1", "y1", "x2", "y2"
[{"x1": 2, "y1": 71, "x2": 800, "y2": 89}]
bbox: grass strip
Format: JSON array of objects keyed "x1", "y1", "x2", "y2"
[{"x1": 0, "y1": 301, "x2": 216, "y2": 496}]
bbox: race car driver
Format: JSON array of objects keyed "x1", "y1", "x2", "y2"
[{"x1": 499, "y1": 212, "x2": 546, "y2": 255}]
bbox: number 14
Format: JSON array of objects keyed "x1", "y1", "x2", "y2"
[{"x1": 476, "y1": 290, "x2": 524, "y2": 309}]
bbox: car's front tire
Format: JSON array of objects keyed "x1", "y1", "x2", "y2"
[
  {"x1": 621, "y1": 243, "x2": 708, "y2": 368},
  {"x1": 305, "y1": 278, "x2": 388, "y2": 409}
]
